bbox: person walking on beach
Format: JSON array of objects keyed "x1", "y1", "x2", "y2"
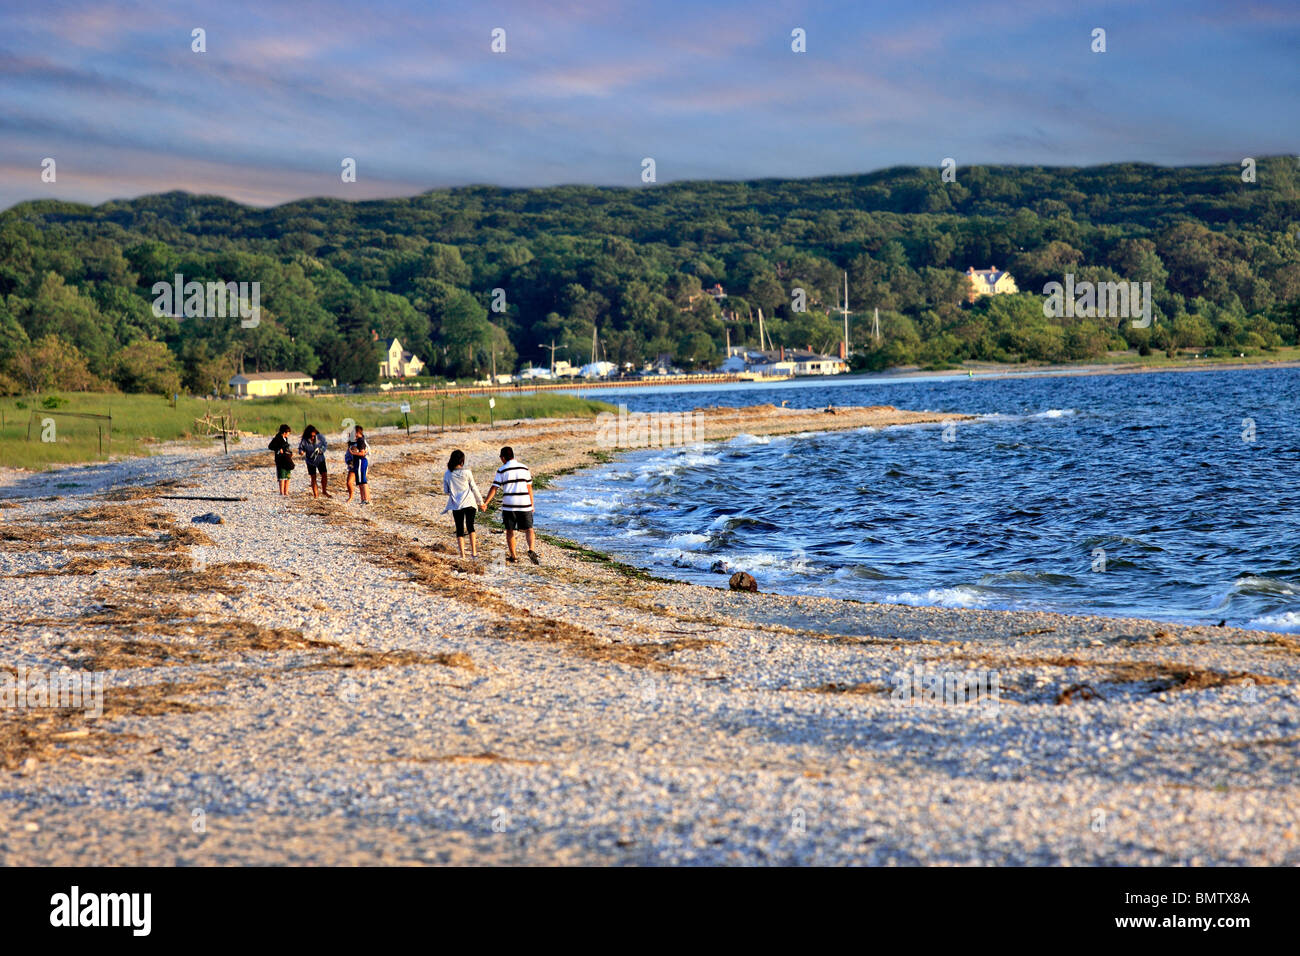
[
  {"x1": 298, "y1": 424, "x2": 329, "y2": 498},
  {"x1": 483, "y1": 445, "x2": 539, "y2": 564},
  {"x1": 346, "y1": 424, "x2": 370, "y2": 504},
  {"x1": 268, "y1": 424, "x2": 294, "y2": 496},
  {"x1": 442, "y1": 449, "x2": 486, "y2": 558}
]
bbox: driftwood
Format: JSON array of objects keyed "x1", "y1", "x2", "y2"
[{"x1": 156, "y1": 495, "x2": 248, "y2": 502}]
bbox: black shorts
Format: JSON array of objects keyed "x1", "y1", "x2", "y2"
[
  {"x1": 307, "y1": 460, "x2": 326, "y2": 476},
  {"x1": 502, "y1": 510, "x2": 533, "y2": 532},
  {"x1": 452, "y1": 506, "x2": 476, "y2": 537}
]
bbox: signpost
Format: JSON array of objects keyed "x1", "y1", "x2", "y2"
[
  {"x1": 400, "y1": 402, "x2": 411, "y2": 436},
  {"x1": 488, "y1": 396, "x2": 496, "y2": 428}
]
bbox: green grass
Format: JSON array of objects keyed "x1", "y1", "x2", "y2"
[
  {"x1": 0, "y1": 391, "x2": 615, "y2": 471},
  {"x1": 1088, "y1": 346, "x2": 1300, "y2": 367}
]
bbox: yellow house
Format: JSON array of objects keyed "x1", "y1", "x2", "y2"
[
  {"x1": 379, "y1": 338, "x2": 426, "y2": 378},
  {"x1": 965, "y1": 266, "x2": 1018, "y2": 303},
  {"x1": 229, "y1": 371, "x2": 314, "y2": 397}
]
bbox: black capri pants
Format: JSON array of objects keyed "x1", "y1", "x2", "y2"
[{"x1": 452, "y1": 506, "x2": 476, "y2": 537}]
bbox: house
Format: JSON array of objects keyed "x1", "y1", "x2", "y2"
[
  {"x1": 378, "y1": 338, "x2": 425, "y2": 378},
  {"x1": 229, "y1": 372, "x2": 314, "y2": 398},
  {"x1": 965, "y1": 266, "x2": 1018, "y2": 303},
  {"x1": 720, "y1": 347, "x2": 838, "y2": 377},
  {"x1": 789, "y1": 350, "x2": 848, "y2": 376}
]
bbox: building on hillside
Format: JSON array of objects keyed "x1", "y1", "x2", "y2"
[
  {"x1": 229, "y1": 371, "x2": 314, "y2": 398},
  {"x1": 965, "y1": 266, "x2": 1018, "y2": 303},
  {"x1": 378, "y1": 338, "x2": 426, "y2": 378}
]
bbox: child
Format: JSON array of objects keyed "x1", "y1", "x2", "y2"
[
  {"x1": 346, "y1": 425, "x2": 370, "y2": 504},
  {"x1": 268, "y1": 424, "x2": 293, "y2": 496},
  {"x1": 298, "y1": 425, "x2": 329, "y2": 498},
  {"x1": 442, "y1": 449, "x2": 486, "y2": 558}
]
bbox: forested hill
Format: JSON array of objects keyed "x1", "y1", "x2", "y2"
[{"x1": 2, "y1": 158, "x2": 1298, "y2": 395}]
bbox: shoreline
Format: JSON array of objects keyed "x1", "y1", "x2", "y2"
[{"x1": 2, "y1": 403, "x2": 1298, "y2": 865}]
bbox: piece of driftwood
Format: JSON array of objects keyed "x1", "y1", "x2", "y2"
[{"x1": 155, "y1": 495, "x2": 248, "y2": 502}]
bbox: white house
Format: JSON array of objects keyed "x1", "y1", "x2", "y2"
[
  {"x1": 379, "y1": 338, "x2": 426, "y2": 378},
  {"x1": 789, "y1": 350, "x2": 849, "y2": 376}
]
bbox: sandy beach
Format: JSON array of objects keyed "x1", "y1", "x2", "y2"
[{"x1": 2, "y1": 402, "x2": 1298, "y2": 866}]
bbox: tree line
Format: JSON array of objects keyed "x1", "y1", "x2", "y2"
[{"x1": 1, "y1": 157, "x2": 1297, "y2": 395}]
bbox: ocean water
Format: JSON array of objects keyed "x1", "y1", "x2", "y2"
[{"x1": 547, "y1": 366, "x2": 1300, "y2": 631}]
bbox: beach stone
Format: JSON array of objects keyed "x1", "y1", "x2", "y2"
[
  {"x1": 192, "y1": 512, "x2": 225, "y2": 524},
  {"x1": 710, "y1": 560, "x2": 730, "y2": 574},
  {"x1": 728, "y1": 571, "x2": 758, "y2": 593}
]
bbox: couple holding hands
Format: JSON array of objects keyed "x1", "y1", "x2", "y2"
[{"x1": 443, "y1": 444, "x2": 539, "y2": 565}]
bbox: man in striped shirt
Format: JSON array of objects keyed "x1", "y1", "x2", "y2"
[{"x1": 483, "y1": 445, "x2": 540, "y2": 564}]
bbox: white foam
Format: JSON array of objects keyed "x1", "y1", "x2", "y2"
[
  {"x1": 1245, "y1": 611, "x2": 1300, "y2": 632},
  {"x1": 882, "y1": 587, "x2": 987, "y2": 609}
]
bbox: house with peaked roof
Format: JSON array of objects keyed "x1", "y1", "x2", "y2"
[
  {"x1": 965, "y1": 266, "x2": 1018, "y2": 303},
  {"x1": 378, "y1": 338, "x2": 426, "y2": 378}
]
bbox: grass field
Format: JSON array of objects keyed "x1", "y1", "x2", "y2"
[
  {"x1": 1089, "y1": 346, "x2": 1300, "y2": 367},
  {"x1": 0, "y1": 391, "x2": 615, "y2": 471}
]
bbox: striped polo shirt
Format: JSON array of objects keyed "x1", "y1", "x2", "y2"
[{"x1": 492, "y1": 459, "x2": 534, "y2": 512}]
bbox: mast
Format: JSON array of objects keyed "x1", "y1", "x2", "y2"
[{"x1": 838, "y1": 270, "x2": 851, "y2": 356}]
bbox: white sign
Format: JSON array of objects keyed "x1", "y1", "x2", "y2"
[
  {"x1": 399, "y1": 403, "x2": 411, "y2": 414},
  {"x1": 488, "y1": 398, "x2": 496, "y2": 409}
]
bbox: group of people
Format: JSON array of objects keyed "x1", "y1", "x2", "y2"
[
  {"x1": 268, "y1": 426, "x2": 540, "y2": 564},
  {"x1": 268, "y1": 423, "x2": 370, "y2": 503}
]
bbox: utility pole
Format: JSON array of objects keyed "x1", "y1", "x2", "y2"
[
  {"x1": 757, "y1": 308, "x2": 767, "y2": 353},
  {"x1": 872, "y1": 307, "x2": 881, "y2": 344},
  {"x1": 540, "y1": 340, "x2": 561, "y2": 375}
]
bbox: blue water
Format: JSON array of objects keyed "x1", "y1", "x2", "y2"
[{"x1": 547, "y1": 367, "x2": 1300, "y2": 631}]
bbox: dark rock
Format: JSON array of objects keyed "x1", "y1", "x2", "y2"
[
  {"x1": 191, "y1": 512, "x2": 224, "y2": 524},
  {"x1": 728, "y1": 571, "x2": 758, "y2": 593},
  {"x1": 710, "y1": 560, "x2": 730, "y2": 574}
]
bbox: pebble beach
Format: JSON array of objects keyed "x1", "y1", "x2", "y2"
[{"x1": 2, "y1": 402, "x2": 1298, "y2": 866}]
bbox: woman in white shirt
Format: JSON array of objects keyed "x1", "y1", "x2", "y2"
[{"x1": 443, "y1": 449, "x2": 486, "y2": 557}]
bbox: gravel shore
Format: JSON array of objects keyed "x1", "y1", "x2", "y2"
[{"x1": 1, "y1": 403, "x2": 1297, "y2": 866}]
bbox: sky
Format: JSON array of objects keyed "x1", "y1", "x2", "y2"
[{"x1": 1, "y1": 0, "x2": 1296, "y2": 210}]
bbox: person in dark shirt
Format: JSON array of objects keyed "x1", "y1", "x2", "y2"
[
  {"x1": 268, "y1": 424, "x2": 294, "y2": 496},
  {"x1": 346, "y1": 424, "x2": 370, "y2": 505},
  {"x1": 298, "y1": 424, "x2": 329, "y2": 498}
]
